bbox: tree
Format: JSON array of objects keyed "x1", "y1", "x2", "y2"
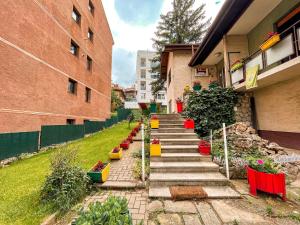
[
  {"x1": 111, "y1": 90, "x2": 123, "y2": 112},
  {"x1": 150, "y1": 0, "x2": 211, "y2": 97}
]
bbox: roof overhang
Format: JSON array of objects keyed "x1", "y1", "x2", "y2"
[
  {"x1": 161, "y1": 44, "x2": 199, "y2": 79},
  {"x1": 189, "y1": 0, "x2": 253, "y2": 67}
]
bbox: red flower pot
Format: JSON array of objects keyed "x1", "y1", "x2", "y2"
[
  {"x1": 134, "y1": 127, "x2": 139, "y2": 133},
  {"x1": 131, "y1": 130, "x2": 137, "y2": 137},
  {"x1": 184, "y1": 119, "x2": 195, "y2": 129},
  {"x1": 198, "y1": 140, "x2": 210, "y2": 155},
  {"x1": 127, "y1": 135, "x2": 133, "y2": 143},
  {"x1": 247, "y1": 166, "x2": 286, "y2": 201},
  {"x1": 120, "y1": 140, "x2": 130, "y2": 150},
  {"x1": 176, "y1": 101, "x2": 183, "y2": 113}
]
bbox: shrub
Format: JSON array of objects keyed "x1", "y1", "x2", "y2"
[
  {"x1": 184, "y1": 85, "x2": 238, "y2": 136},
  {"x1": 40, "y1": 148, "x2": 90, "y2": 214},
  {"x1": 75, "y1": 196, "x2": 133, "y2": 225}
]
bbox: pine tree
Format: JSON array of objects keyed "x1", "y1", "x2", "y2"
[{"x1": 150, "y1": 0, "x2": 211, "y2": 98}]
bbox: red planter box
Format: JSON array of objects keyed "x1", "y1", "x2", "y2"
[
  {"x1": 184, "y1": 119, "x2": 195, "y2": 129},
  {"x1": 120, "y1": 141, "x2": 130, "y2": 150},
  {"x1": 198, "y1": 140, "x2": 210, "y2": 155},
  {"x1": 176, "y1": 102, "x2": 183, "y2": 113},
  {"x1": 134, "y1": 127, "x2": 139, "y2": 133},
  {"x1": 131, "y1": 130, "x2": 137, "y2": 137},
  {"x1": 247, "y1": 166, "x2": 286, "y2": 201},
  {"x1": 127, "y1": 135, "x2": 133, "y2": 143}
]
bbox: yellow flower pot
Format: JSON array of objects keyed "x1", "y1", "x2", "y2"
[
  {"x1": 150, "y1": 120, "x2": 159, "y2": 129},
  {"x1": 150, "y1": 144, "x2": 161, "y2": 156},
  {"x1": 260, "y1": 34, "x2": 280, "y2": 51},
  {"x1": 109, "y1": 148, "x2": 123, "y2": 160}
]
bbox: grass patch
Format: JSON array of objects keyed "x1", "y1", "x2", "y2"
[{"x1": 0, "y1": 122, "x2": 134, "y2": 225}]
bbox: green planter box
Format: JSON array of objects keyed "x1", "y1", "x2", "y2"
[
  {"x1": 150, "y1": 103, "x2": 157, "y2": 113},
  {"x1": 87, "y1": 163, "x2": 110, "y2": 183}
]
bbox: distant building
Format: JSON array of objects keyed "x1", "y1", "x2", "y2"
[
  {"x1": 136, "y1": 50, "x2": 167, "y2": 106},
  {"x1": 112, "y1": 83, "x2": 125, "y2": 103},
  {"x1": 124, "y1": 86, "x2": 137, "y2": 101}
]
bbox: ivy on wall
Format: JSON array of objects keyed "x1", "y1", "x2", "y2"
[{"x1": 184, "y1": 84, "x2": 238, "y2": 136}]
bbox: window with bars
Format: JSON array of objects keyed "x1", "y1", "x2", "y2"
[{"x1": 72, "y1": 7, "x2": 81, "y2": 24}]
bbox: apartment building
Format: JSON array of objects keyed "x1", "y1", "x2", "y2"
[
  {"x1": 136, "y1": 50, "x2": 167, "y2": 106},
  {"x1": 189, "y1": 0, "x2": 300, "y2": 149},
  {"x1": 0, "y1": 0, "x2": 113, "y2": 133}
]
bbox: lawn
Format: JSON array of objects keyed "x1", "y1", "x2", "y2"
[{"x1": 0, "y1": 122, "x2": 134, "y2": 225}]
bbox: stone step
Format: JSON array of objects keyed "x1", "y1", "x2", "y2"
[
  {"x1": 161, "y1": 145, "x2": 199, "y2": 153},
  {"x1": 151, "y1": 153, "x2": 211, "y2": 162},
  {"x1": 157, "y1": 120, "x2": 184, "y2": 125},
  {"x1": 148, "y1": 186, "x2": 240, "y2": 199},
  {"x1": 149, "y1": 172, "x2": 229, "y2": 186},
  {"x1": 150, "y1": 161, "x2": 219, "y2": 173},
  {"x1": 159, "y1": 124, "x2": 184, "y2": 128},
  {"x1": 152, "y1": 128, "x2": 194, "y2": 133},
  {"x1": 151, "y1": 133, "x2": 198, "y2": 139},
  {"x1": 158, "y1": 139, "x2": 200, "y2": 145}
]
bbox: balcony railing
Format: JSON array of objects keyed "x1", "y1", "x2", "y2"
[{"x1": 231, "y1": 20, "x2": 300, "y2": 86}]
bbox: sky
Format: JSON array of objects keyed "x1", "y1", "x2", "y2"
[{"x1": 102, "y1": 0, "x2": 225, "y2": 88}]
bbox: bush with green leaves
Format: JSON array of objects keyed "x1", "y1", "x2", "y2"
[
  {"x1": 184, "y1": 84, "x2": 238, "y2": 136},
  {"x1": 40, "y1": 148, "x2": 90, "y2": 214},
  {"x1": 247, "y1": 156, "x2": 280, "y2": 174},
  {"x1": 74, "y1": 196, "x2": 133, "y2": 225}
]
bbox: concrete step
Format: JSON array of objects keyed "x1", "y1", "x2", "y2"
[
  {"x1": 158, "y1": 139, "x2": 200, "y2": 145},
  {"x1": 159, "y1": 124, "x2": 184, "y2": 128},
  {"x1": 151, "y1": 133, "x2": 198, "y2": 139},
  {"x1": 149, "y1": 186, "x2": 240, "y2": 199},
  {"x1": 151, "y1": 153, "x2": 211, "y2": 162},
  {"x1": 149, "y1": 172, "x2": 229, "y2": 186},
  {"x1": 152, "y1": 128, "x2": 194, "y2": 133},
  {"x1": 161, "y1": 145, "x2": 199, "y2": 153},
  {"x1": 157, "y1": 120, "x2": 184, "y2": 125},
  {"x1": 150, "y1": 161, "x2": 219, "y2": 173}
]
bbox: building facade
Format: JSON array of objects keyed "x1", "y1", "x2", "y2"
[
  {"x1": 189, "y1": 0, "x2": 300, "y2": 149},
  {"x1": 136, "y1": 50, "x2": 167, "y2": 106},
  {"x1": 0, "y1": 0, "x2": 113, "y2": 133}
]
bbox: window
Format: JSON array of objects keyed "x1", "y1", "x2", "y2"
[
  {"x1": 141, "y1": 93, "x2": 146, "y2": 100},
  {"x1": 88, "y1": 0, "x2": 95, "y2": 15},
  {"x1": 151, "y1": 74, "x2": 159, "y2": 79},
  {"x1": 66, "y1": 119, "x2": 75, "y2": 125},
  {"x1": 88, "y1": 28, "x2": 94, "y2": 42},
  {"x1": 70, "y1": 40, "x2": 79, "y2": 56},
  {"x1": 140, "y1": 81, "x2": 146, "y2": 90},
  {"x1": 140, "y1": 69, "x2": 146, "y2": 79},
  {"x1": 157, "y1": 94, "x2": 165, "y2": 100},
  {"x1": 68, "y1": 79, "x2": 77, "y2": 94},
  {"x1": 85, "y1": 87, "x2": 91, "y2": 102},
  {"x1": 72, "y1": 7, "x2": 81, "y2": 24},
  {"x1": 87, "y1": 56, "x2": 92, "y2": 71},
  {"x1": 140, "y1": 58, "x2": 146, "y2": 67}
]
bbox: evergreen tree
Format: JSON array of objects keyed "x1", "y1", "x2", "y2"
[{"x1": 150, "y1": 0, "x2": 210, "y2": 97}]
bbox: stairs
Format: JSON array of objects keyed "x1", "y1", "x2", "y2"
[{"x1": 149, "y1": 114, "x2": 240, "y2": 199}]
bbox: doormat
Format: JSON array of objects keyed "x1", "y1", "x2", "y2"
[{"x1": 169, "y1": 186, "x2": 208, "y2": 200}]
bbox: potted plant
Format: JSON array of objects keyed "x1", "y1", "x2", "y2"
[
  {"x1": 176, "y1": 97, "x2": 183, "y2": 113},
  {"x1": 198, "y1": 140, "x2": 211, "y2": 155},
  {"x1": 247, "y1": 157, "x2": 286, "y2": 201},
  {"x1": 150, "y1": 115, "x2": 159, "y2": 129},
  {"x1": 184, "y1": 85, "x2": 191, "y2": 94},
  {"x1": 184, "y1": 118, "x2": 195, "y2": 129},
  {"x1": 260, "y1": 32, "x2": 280, "y2": 51},
  {"x1": 87, "y1": 161, "x2": 110, "y2": 183},
  {"x1": 193, "y1": 82, "x2": 202, "y2": 91},
  {"x1": 127, "y1": 135, "x2": 133, "y2": 143},
  {"x1": 150, "y1": 100, "x2": 157, "y2": 113},
  {"x1": 120, "y1": 139, "x2": 130, "y2": 150},
  {"x1": 150, "y1": 139, "x2": 161, "y2": 157},
  {"x1": 109, "y1": 147, "x2": 123, "y2": 160}
]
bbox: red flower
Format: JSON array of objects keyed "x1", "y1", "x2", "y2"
[{"x1": 152, "y1": 139, "x2": 160, "y2": 144}]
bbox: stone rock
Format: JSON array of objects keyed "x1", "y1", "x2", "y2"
[
  {"x1": 164, "y1": 200, "x2": 197, "y2": 214},
  {"x1": 148, "y1": 200, "x2": 163, "y2": 213},
  {"x1": 157, "y1": 214, "x2": 183, "y2": 225},
  {"x1": 182, "y1": 215, "x2": 201, "y2": 225},
  {"x1": 196, "y1": 202, "x2": 221, "y2": 225}
]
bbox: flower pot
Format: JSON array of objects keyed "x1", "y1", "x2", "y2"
[
  {"x1": 87, "y1": 162, "x2": 110, "y2": 183},
  {"x1": 131, "y1": 130, "x2": 137, "y2": 137},
  {"x1": 193, "y1": 85, "x2": 201, "y2": 91},
  {"x1": 134, "y1": 127, "x2": 139, "y2": 133},
  {"x1": 109, "y1": 148, "x2": 123, "y2": 160},
  {"x1": 150, "y1": 119, "x2": 159, "y2": 129},
  {"x1": 184, "y1": 119, "x2": 195, "y2": 129},
  {"x1": 247, "y1": 166, "x2": 286, "y2": 201},
  {"x1": 198, "y1": 140, "x2": 210, "y2": 155},
  {"x1": 120, "y1": 141, "x2": 130, "y2": 149},
  {"x1": 260, "y1": 34, "x2": 280, "y2": 51},
  {"x1": 127, "y1": 136, "x2": 133, "y2": 143},
  {"x1": 150, "y1": 103, "x2": 157, "y2": 113},
  {"x1": 150, "y1": 144, "x2": 161, "y2": 156},
  {"x1": 176, "y1": 102, "x2": 183, "y2": 113}
]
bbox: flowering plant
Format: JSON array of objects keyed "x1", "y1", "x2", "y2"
[
  {"x1": 176, "y1": 97, "x2": 183, "y2": 103},
  {"x1": 247, "y1": 156, "x2": 280, "y2": 174},
  {"x1": 151, "y1": 115, "x2": 158, "y2": 120},
  {"x1": 112, "y1": 147, "x2": 120, "y2": 153},
  {"x1": 93, "y1": 161, "x2": 105, "y2": 172},
  {"x1": 193, "y1": 81, "x2": 201, "y2": 87},
  {"x1": 151, "y1": 139, "x2": 160, "y2": 145},
  {"x1": 267, "y1": 32, "x2": 278, "y2": 39}
]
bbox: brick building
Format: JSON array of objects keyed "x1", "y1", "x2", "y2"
[{"x1": 0, "y1": 0, "x2": 113, "y2": 133}]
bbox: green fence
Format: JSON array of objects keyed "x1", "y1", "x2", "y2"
[
  {"x1": 84, "y1": 121, "x2": 105, "y2": 135},
  {"x1": 0, "y1": 131, "x2": 39, "y2": 160},
  {"x1": 40, "y1": 125, "x2": 85, "y2": 148}
]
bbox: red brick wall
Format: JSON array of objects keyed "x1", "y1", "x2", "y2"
[{"x1": 0, "y1": 0, "x2": 113, "y2": 132}]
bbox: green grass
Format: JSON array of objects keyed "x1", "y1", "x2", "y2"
[{"x1": 0, "y1": 122, "x2": 134, "y2": 225}]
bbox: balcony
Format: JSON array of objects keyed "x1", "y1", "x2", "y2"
[{"x1": 231, "y1": 21, "x2": 300, "y2": 91}]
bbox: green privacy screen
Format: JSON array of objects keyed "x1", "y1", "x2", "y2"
[
  {"x1": 0, "y1": 131, "x2": 39, "y2": 160},
  {"x1": 117, "y1": 109, "x2": 131, "y2": 121},
  {"x1": 40, "y1": 125, "x2": 84, "y2": 148},
  {"x1": 84, "y1": 121, "x2": 105, "y2": 135}
]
